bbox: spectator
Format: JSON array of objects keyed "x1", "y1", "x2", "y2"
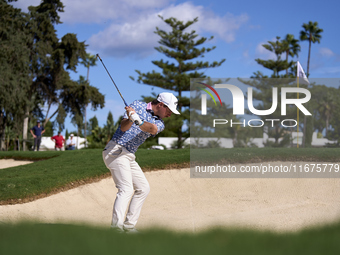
[
  {"x1": 51, "y1": 131, "x2": 65, "y2": 151},
  {"x1": 30, "y1": 120, "x2": 45, "y2": 151},
  {"x1": 66, "y1": 134, "x2": 76, "y2": 150},
  {"x1": 15, "y1": 136, "x2": 20, "y2": 151}
]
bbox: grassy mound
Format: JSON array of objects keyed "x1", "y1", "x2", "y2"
[
  {"x1": 0, "y1": 149, "x2": 189, "y2": 204},
  {"x1": 1, "y1": 147, "x2": 339, "y2": 204},
  {"x1": 0, "y1": 221, "x2": 339, "y2": 255}
]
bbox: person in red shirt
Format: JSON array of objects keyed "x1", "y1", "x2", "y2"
[{"x1": 51, "y1": 131, "x2": 65, "y2": 151}]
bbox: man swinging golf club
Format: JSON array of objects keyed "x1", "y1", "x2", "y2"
[{"x1": 102, "y1": 92, "x2": 180, "y2": 233}]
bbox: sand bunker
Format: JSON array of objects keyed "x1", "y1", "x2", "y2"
[
  {"x1": 0, "y1": 160, "x2": 340, "y2": 232},
  {"x1": 0, "y1": 159, "x2": 34, "y2": 169}
]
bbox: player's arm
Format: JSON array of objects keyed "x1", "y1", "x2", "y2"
[
  {"x1": 120, "y1": 118, "x2": 157, "y2": 135},
  {"x1": 120, "y1": 118, "x2": 133, "y2": 131},
  {"x1": 121, "y1": 106, "x2": 157, "y2": 135},
  {"x1": 139, "y1": 122, "x2": 157, "y2": 135}
]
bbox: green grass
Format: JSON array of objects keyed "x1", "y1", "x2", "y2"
[
  {"x1": 1, "y1": 147, "x2": 340, "y2": 203},
  {"x1": 0, "y1": 221, "x2": 339, "y2": 255},
  {"x1": 0, "y1": 149, "x2": 189, "y2": 203},
  {"x1": 1, "y1": 148, "x2": 340, "y2": 253},
  {"x1": 191, "y1": 147, "x2": 340, "y2": 164}
]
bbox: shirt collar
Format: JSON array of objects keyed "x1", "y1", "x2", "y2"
[
  {"x1": 146, "y1": 102, "x2": 152, "y2": 110},
  {"x1": 146, "y1": 102, "x2": 160, "y2": 119}
]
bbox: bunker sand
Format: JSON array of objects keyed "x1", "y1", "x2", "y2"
[
  {"x1": 0, "y1": 161, "x2": 340, "y2": 232},
  {"x1": 0, "y1": 159, "x2": 34, "y2": 169}
]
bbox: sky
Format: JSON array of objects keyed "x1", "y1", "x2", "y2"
[{"x1": 11, "y1": 0, "x2": 340, "y2": 136}]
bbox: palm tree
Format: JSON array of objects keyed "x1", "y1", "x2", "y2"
[
  {"x1": 80, "y1": 53, "x2": 97, "y2": 144},
  {"x1": 300, "y1": 21, "x2": 323, "y2": 147},
  {"x1": 103, "y1": 111, "x2": 120, "y2": 144},
  {"x1": 300, "y1": 21, "x2": 323, "y2": 77},
  {"x1": 281, "y1": 34, "x2": 300, "y2": 76}
]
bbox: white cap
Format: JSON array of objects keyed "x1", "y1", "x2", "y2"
[
  {"x1": 70, "y1": 134, "x2": 74, "y2": 137},
  {"x1": 157, "y1": 92, "x2": 180, "y2": 115}
]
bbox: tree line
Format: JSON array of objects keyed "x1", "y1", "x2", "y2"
[
  {"x1": 1, "y1": 0, "x2": 339, "y2": 150},
  {"x1": 0, "y1": 0, "x2": 104, "y2": 150},
  {"x1": 135, "y1": 16, "x2": 340, "y2": 148}
]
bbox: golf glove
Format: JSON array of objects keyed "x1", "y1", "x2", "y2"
[{"x1": 129, "y1": 112, "x2": 143, "y2": 126}]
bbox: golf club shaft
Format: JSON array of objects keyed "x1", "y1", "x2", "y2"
[{"x1": 96, "y1": 54, "x2": 128, "y2": 107}]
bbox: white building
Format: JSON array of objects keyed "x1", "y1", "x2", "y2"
[
  {"x1": 158, "y1": 132, "x2": 336, "y2": 149},
  {"x1": 39, "y1": 136, "x2": 87, "y2": 151}
]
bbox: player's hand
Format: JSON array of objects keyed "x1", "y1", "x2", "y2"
[
  {"x1": 130, "y1": 113, "x2": 143, "y2": 125},
  {"x1": 125, "y1": 106, "x2": 143, "y2": 125},
  {"x1": 125, "y1": 106, "x2": 136, "y2": 119}
]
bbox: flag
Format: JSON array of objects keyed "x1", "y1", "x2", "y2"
[{"x1": 297, "y1": 61, "x2": 309, "y2": 84}]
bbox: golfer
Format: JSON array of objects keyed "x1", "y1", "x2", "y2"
[{"x1": 103, "y1": 92, "x2": 180, "y2": 233}]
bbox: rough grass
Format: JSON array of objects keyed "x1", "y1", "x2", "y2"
[
  {"x1": 190, "y1": 147, "x2": 340, "y2": 164},
  {"x1": 0, "y1": 221, "x2": 339, "y2": 255},
  {"x1": 0, "y1": 149, "x2": 189, "y2": 204}
]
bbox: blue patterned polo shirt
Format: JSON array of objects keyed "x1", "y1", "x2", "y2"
[{"x1": 111, "y1": 100, "x2": 165, "y2": 153}]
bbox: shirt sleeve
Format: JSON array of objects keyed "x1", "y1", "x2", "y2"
[{"x1": 151, "y1": 119, "x2": 165, "y2": 137}]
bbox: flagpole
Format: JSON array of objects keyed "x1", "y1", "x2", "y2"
[
  {"x1": 296, "y1": 60, "x2": 309, "y2": 149},
  {"x1": 297, "y1": 75, "x2": 299, "y2": 148}
]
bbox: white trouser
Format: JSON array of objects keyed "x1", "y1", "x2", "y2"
[{"x1": 102, "y1": 140, "x2": 150, "y2": 230}]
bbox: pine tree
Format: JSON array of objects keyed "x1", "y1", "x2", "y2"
[
  {"x1": 133, "y1": 16, "x2": 225, "y2": 148},
  {"x1": 281, "y1": 34, "x2": 300, "y2": 76},
  {"x1": 255, "y1": 37, "x2": 292, "y2": 77}
]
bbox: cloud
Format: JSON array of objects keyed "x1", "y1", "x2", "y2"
[
  {"x1": 88, "y1": 12, "x2": 162, "y2": 58},
  {"x1": 11, "y1": 0, "x2": 172, "y2": 24},
  {"x1": 60, "y1": 0, "x2": 175, "y2": 24},
  {"x1": 10, "y1": 1, "x2": 248, "y2": 59},
  {"x1": 10, "y1": 0, "x2": 41, "y2": 11},
  {"x1": 255, "y1": 41, "x2": 276, "y2": 60},
  {"x1": 89, "y1": 2, "x2": 248, "y2": 58},
  {"x1": 319, "y1": 47, "x2": 335, "y2": 57},
  {"x1": 124, "y1": 0, "x2": 174, "y2": 9},
  {"x1": 198, "y1": 12, "x2": 249, "y2": 42}
]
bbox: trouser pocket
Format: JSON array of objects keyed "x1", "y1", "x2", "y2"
[{"x1": 103, "y1": 141, "x2": 123, "y2": 161}]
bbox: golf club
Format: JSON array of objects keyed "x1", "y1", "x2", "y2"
[
  {"x1": 96, "y1": 54, "x2": 141, "y2": 125},
  {"x1": 96, "y1": 54, "x2": 129, "y2": 107}
]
